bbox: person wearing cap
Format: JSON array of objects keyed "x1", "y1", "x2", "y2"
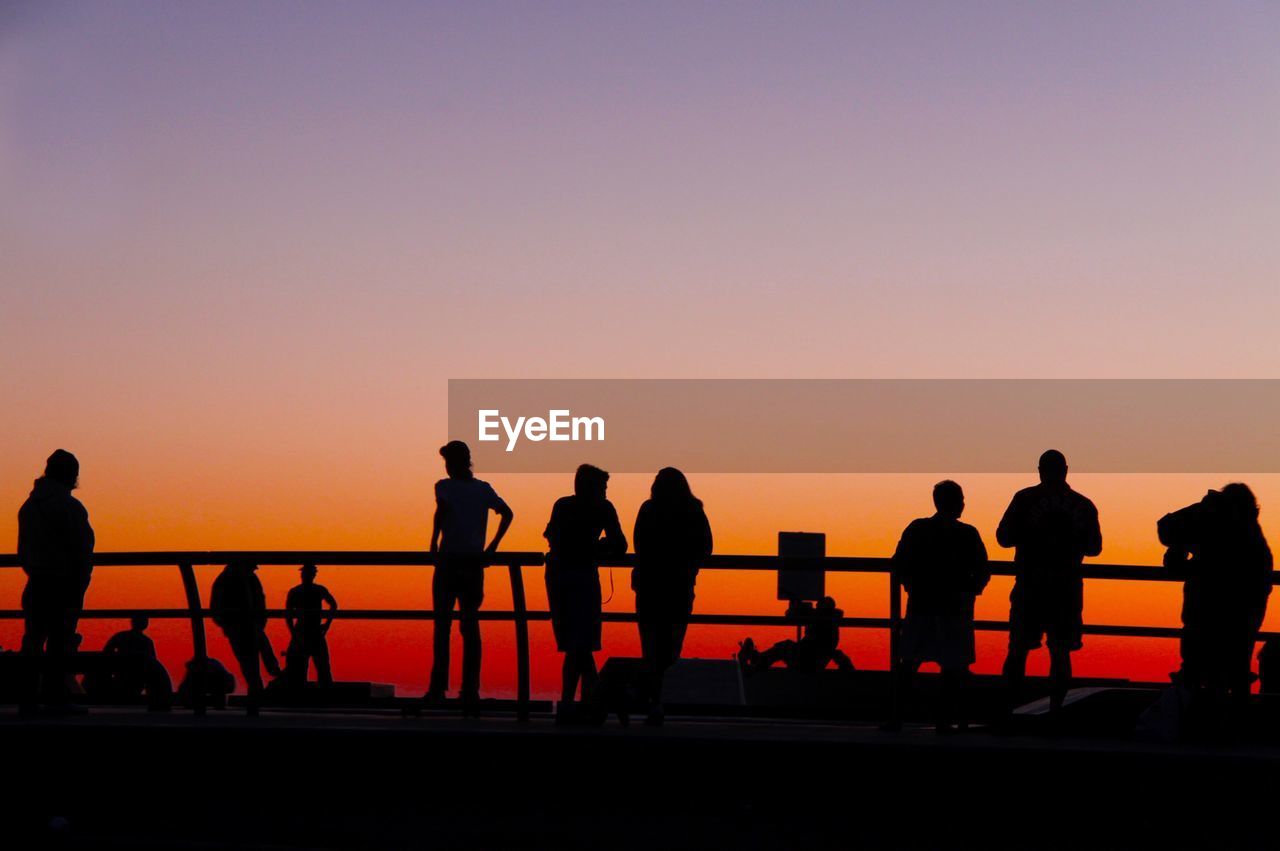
[
  {"x1": 285, "y1": 564, "x2": 338, "y2": 688},
  {"x1": 426, "y1": 440, "x2": 513, "y2": 714},
  {"x1": 17, "y1": 449, "x2": 95, "y2": 708}
]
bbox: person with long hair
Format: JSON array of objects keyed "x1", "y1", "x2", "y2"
[
  {"x1": 632, "y1": 467, "x2": 712, "y2": 725},
  {"x1": 17, "y1": 449, "x2": 95, "y2": 711},
  {"x1": 544, "y1": 464, "x2": 627, "y2": 724},
  {"x1": 1159, "y1": 483, "x2": 1272, "y2": 729}
]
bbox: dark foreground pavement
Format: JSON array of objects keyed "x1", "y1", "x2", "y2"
[{"x1": 1, "y1": 707, "x2": 1275, "y2": 850}]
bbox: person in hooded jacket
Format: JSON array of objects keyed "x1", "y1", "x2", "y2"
[{"x1": 17, "y1": 449, "x2": 95, "y2": 708}]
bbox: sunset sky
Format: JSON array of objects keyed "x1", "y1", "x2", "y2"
[{"x1": 2, "y1": 2, "x2": 1278, "y2": 696}]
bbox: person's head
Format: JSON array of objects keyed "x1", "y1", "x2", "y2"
[
  {"x1": 1219, "y1": 482, "x2": 1260, "y2": 523},
  {"x1": 1038, "y1": 449, "x2": 1068, "y2": 485},
  {"x1": 44, "y1": 449, "x2": 79, "y2": 489},
  {"x1": 574, "y1": 464, "x2": 610, "y2": 500},
  {"x1": 932, "y1": 480, "x2": 965, "y2": 519},
  {"x1": 440, "y1": 440, "x2": 473, "y2": 480},
  {"x1": 228, "y1": 560, "x2": 257, "y2": 574},
  {"x1": 300, "y1": 563, "x2": 318, "y2": 582},
  {"x1": 651, "y1": 466, "x2": 697, "y2": 505},
  {"x1": 130, "y1": 616, "x2": 149, "y2": 632},
  {"x1": 817, "y1": 596, "x2": 837, "y2": 612}
]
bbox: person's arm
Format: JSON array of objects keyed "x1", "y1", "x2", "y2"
[
  {"x1": 971, "y1": 528, "x2": 991, "y2": 595},
  {"x1": 486, "y1": 489, "x2": 514, "y2": 553},
  {"x1": 431, "y1": 482, "x2": 446, "y2": 554},
  {"x1": 696, "y1": 506, "x2": 713, "y2": 559},
  {"x1": 322, "y1": 588, "x2": 338, "y2": 631},
  {"x1": 891, "y1": 523, "x2": 915, "y2": 592},
  {"x1": 543, "y1": 500, "x2": 564, "y2": 552},
  {"x1": 1077, "y1": 499, "x2": 1103, "y2": 558},
  {"x1": 995, "y1": 493, "x2": 1022, "y2": 550},
  {"x1": 632, "y1": 502, "x2": 651, "y2": 557},
  {"x1": 599, "y1": 502, "x2": 628, "y2": 559},
  {"x1": 284, "y1": 590, "x2": 299, "y2": 634}
]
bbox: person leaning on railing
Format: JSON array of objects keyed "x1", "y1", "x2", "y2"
[{"x1": 631, "y1": 467, "x2": 712, "y2": 727}]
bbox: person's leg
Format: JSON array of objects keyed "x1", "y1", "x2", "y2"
[
  {"x1": 885, "y1": 658, "x2": 920, "y2": 731},
  {"x1": 757, "y1": 639, "x2": 796, "y2": 670},
  {"x1": 285, "y1": 637, "x2": 307, "y2": 689},
  {"x1": 458, "y1": 567, "x2": 485, "y2": 703},
  {"x1": 314, "y1": 634, "x2": 333, "y2": 686},
  {"x1": 19, "y1": 582, "x2": 52, "y2": 708},
  {"x1": 258, "y1": 630, "x2": 282, "y2": 678},
  {"x1": 560, "y1": 653, "x2": 580, "y2": 708},
  {"x1": 1047, "y1": 642, "x2": 1072, "y2": 713},
  {"x1": 1002, "y1": 644, "x2": 1029, "y2": 712},
  {"x1": 428, "y1": 568, "x2": 458, "y2": 697},
  {"x1": 939, "y1": 665, "x2": 967, "y2": 732},
  {"x1": 637, "y1": 618, "x2": 659, "y2": 707},
  {"x1": 228, "y1": 631, "x2": 263, "y2": 713},
  {"x1": 580, "y1": 651, "x2": 598, "y2": 697}
]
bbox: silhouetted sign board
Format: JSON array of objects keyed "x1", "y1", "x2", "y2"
[{"x1": 777, "y1": 532, "x2": 825, "y2": 602}]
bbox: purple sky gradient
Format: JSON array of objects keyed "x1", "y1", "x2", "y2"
[{"x1": 1, "y1": 2, "x2": 1277, "y2": 551}]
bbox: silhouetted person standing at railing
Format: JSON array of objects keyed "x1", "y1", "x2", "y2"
[
  {"x1": 887, "y1": 480, "x2": 990, "y2": 733},
  {"x1": 998, "y1": 450, "x2": 1101, "y2": 715},
  {"x1": 632, "y1": 467, "x2": 712, "y2": 726},
  {"x1": 544, "y1": 464, "x2": 628, "y2": 724},
  {"x1": 17, "y1": 449, "x2": 95, "y2": 712},
  {"x1": 210, "y1": 560, "x2": 280, "y2": 714},
  {"x1": 427, "y1": 440, "x2": 513, "y2": 715},
  {"x1": 285, "y1": 564, "x2": 338, "y2": 688},
  {"x1": 1159, "y1": 484, "x2": 1271, "y2": 726}
]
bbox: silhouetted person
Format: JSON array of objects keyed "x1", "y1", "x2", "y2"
[
  {"x1": 738, "y1": 597, "x2": 855, "y2": 674},
  {"x1": 544, "y1": 464, "x2": 627, "y2": 723},
  {"x1": 1159, "y1": 484, "x2": 1272, "y2": 726},
  {"x1": 285, "y1": 564, "x2": 338, "y2": 688},
  {"x1": 887, "y1": 480, "x2": 990, "y2": 733},
  {"x1": 426, "y1": 441, "x2": 513, "y2": 714},
  {"x1": 177, "y1": 656, "x2": 236, "y2": 710},
  {"x1": 17, "y1": 449, "x2": 95, "y2": 710},
  {"x1": 210, "y1": 560, "x2": 280, "y2": 714},
  {"x1": 632, "y1": 467, "x2": 712, "y2": 725},
  {"x1": 998, "y1": 450, "x2": 1101, "y2": 714},
  {"x1": 86, "y1": 616, "x2": 172, "y2": 706}
]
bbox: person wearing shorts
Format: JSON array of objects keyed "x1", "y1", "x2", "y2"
[{"x1": 997, "y1": 450, "x2": 1102, "y2": 713}]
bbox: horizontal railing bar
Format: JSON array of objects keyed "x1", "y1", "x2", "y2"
[
  {"x1": 0, "y1": 607, "x2": 1268, "y2": 642},
  {"x1": 0, "y1": 551, "x2": 1213, "y2": 582}
]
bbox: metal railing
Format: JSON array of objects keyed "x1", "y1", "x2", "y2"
[{"x1": 1, "y1": 551, "x2": 1271, "y2": 719}]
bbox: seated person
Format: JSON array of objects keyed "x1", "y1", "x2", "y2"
[
  {"x1": 176, "y1": 655, "x2": 237, "y2": 710},
  {"x1": 738, "y1": 597, "x2": 855, "y2": 674},
  {"x1": 84, "y1": 616, "x2": 173, "y2": 706}
]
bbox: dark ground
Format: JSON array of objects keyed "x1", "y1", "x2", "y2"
[{"x1": 1, "y1": 706, "x2": 1275, "y2": 850}]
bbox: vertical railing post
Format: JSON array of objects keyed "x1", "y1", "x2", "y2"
[
  {"x1": 888, "y1": 568, "x2": 902, "y2": 675},
  {"x1": 507, "y1": 559, "x2": 531, "y2": 722},
  {"x1": 178, "y1": 562, "x2": 207, "y2": 715}
]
